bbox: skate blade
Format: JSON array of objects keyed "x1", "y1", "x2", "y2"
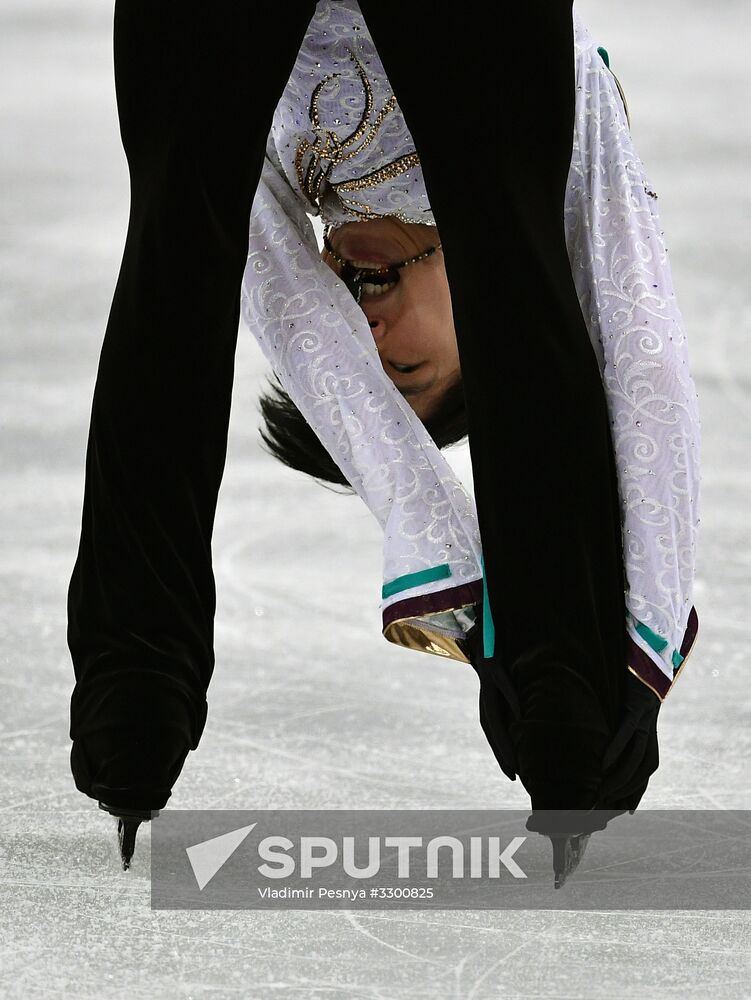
[
  {"x1": 551, "y1": 833, "x2": 591, "y2": 889},
  {"x1": 117, "y1": 818, "x2": 142, "y2": 871}
]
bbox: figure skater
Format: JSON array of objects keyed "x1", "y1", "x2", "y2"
[
  {"x1": 67, "y1": 1, "x2": 700, "y2": 885},
  {"x1": 238, "y1": 3, "x2": 701, "y2": 882}
]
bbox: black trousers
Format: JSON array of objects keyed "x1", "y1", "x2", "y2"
[{"x1": 68, "y1": 1, "x2": 638, "y2": 811}]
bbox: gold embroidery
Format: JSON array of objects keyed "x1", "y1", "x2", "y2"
[
  {"x1": 332, "y1": 153, "x2": 421, "y2": 194},
  {"x1": 294, "y1": 48, "x2": 421, "y2": 219}
]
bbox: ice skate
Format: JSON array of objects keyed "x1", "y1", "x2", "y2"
[
  {"x1": 98, "y1": 802, "x2": 159, "y2": 871},
  {"x1": 525, "y1": 808, "x2": 611, "y2": 888},
  {"x1": 549, "y1": 832, "x2": 591, "y2": 889}
]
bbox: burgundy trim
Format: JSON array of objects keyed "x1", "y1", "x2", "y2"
[
  {"x1": 626, "y1": 638, "x2": 671, "y2": 698},
  {"x1": 680, "y1": 605, "x2": 699, "y2": 659},
  {"x1": 382, "y1": 579, "x2": 484, "y2": 630},
  {"x1": 628, "y1": 605, "x2": 700, "y2": 699}
]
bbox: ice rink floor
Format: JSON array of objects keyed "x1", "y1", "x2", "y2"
[{"x1": 1, "y1": 1, "x2": 750, "y2": 996}]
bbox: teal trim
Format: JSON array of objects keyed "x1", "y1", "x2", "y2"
[
  {"x1": 381, "y1": 563, "x2": 451, "y2": 600},
  {"x1": 672, "y1": 649, "x2": 685, "y2": 670},
  {"x1": 597, "y1": 45, "x2": 610, "y2": 68},
  {"x1": 634, "y1": 620, "x2": 669, "y2": 655},
  {"x1": 481, "y1": 555, "x2": 496, "y2": 659}
]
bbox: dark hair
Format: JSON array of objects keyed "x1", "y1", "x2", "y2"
[{"x1": 258, "y1": 373, "x2": 468, "y2": 491}]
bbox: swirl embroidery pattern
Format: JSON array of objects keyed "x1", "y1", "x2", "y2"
[
  {"x1": 243, "y1": 144, "x2": 484, "y2": 606},
  {"x1": 566, "y1": 17, "x2": 702, "y2": 684},
  {"x1": 241, "y1": 2, "x2": 700, "y2": 685}
]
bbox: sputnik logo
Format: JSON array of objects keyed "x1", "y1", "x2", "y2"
[{"x1": 186, "y1": 823, "x2": 257, "y2": 891}]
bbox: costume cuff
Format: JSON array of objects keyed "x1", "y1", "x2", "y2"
[{"x1": 626, "y1": 606, "x2": 699, "y2": 701}]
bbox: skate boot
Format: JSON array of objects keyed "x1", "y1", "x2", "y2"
[
  {"x1": 549, "y1": 832, "x2": 591, "y2": 889},
  {"x1": 98, "y1": 802, "x2": 160, "y2": 871},
  {"x1": 526, "y1": 807, "x2": 628, "y2": 888},
  {"x1": 524, "y1": 809, "x2": 592, "y2": 888}
]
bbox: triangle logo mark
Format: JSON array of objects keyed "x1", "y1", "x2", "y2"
[{"x1": 185, "y1": 822, "x2": 257, "y2": 891}]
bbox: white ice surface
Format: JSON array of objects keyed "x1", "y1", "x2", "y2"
[{"x1": 1, "y1": 1, "x2": 750, "y2": 997}]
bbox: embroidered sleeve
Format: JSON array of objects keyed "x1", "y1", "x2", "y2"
[
  {"x1": 565, "y1": 35, "x2": 702, "y2": 700},
  {"x1": 240, "y1": 137, "x2": 483, "y2": 660}
]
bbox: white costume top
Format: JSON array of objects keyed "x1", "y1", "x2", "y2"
[{"x1": 240, "y1": 0, "x2": 701, "y2": 701}]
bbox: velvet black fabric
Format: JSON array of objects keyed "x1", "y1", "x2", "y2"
[
  {"x1": 467, "y1": 615, "x2": 659, "y2": 814},
  {"x1": 68, "y1": 1, "x2": 644, "y2": 812},
  {"x1": 67, "y1": 1, "x2": 318, "y2": 810}
]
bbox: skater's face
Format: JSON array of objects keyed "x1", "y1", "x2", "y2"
[{"x1": 322, "y1": 218, "x2": 461, "y2": 422}]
